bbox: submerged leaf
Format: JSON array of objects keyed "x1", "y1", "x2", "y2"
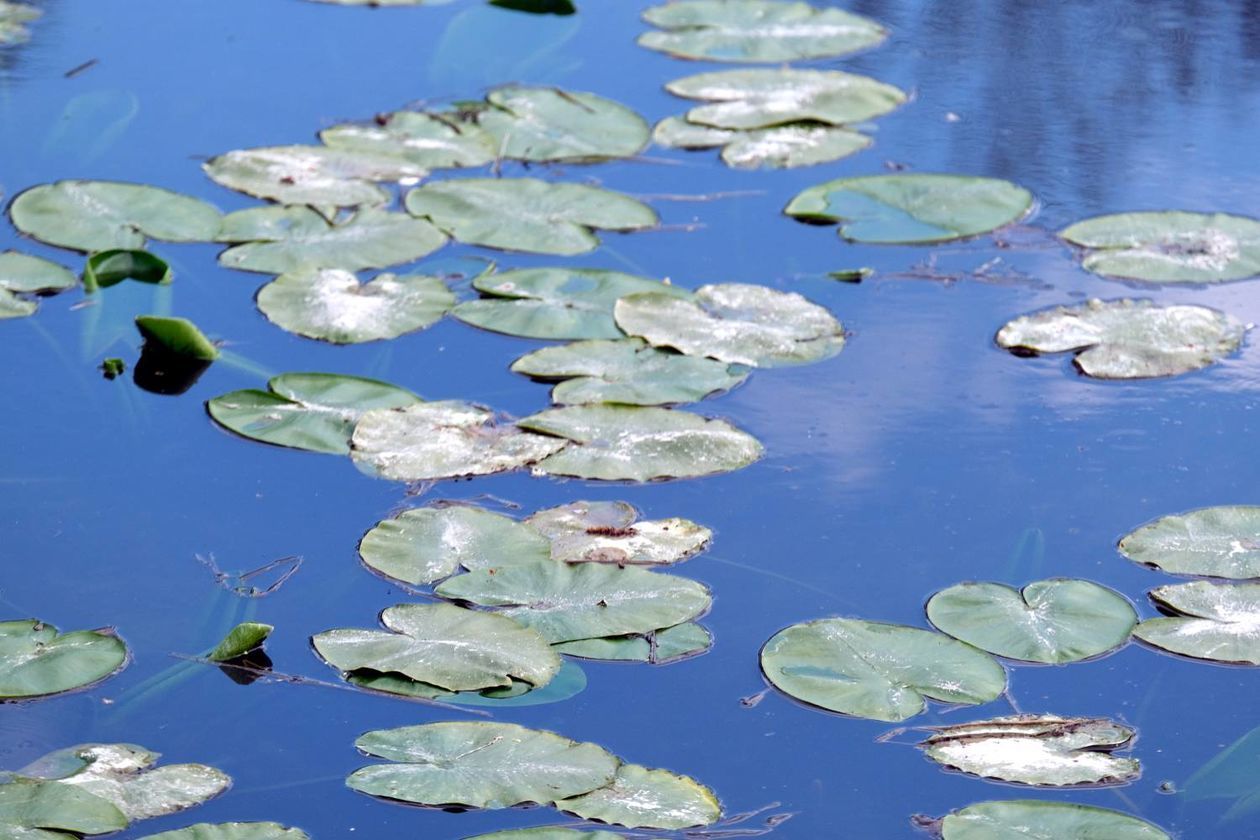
[
  {"x1": 1119, "y1": 506, "x2": 1260, "y2": 579},
  {"x1": 140, "y1": 824, "x2": 310, "y2": 840},
  {"x1": 0, "y1": 620, "x2": 128, "y2": 700},
  {"x1": 0, "y1": 778, "x2": 126, "y2": 837},
  {"x1": 557, "y1": 764, "x2": 720, "y2": 829},
  {"x1": 937, "y1": 800, "x2": 1170, "y2": 839},
  {"x1": 203, "y1": 145, "x2": 427, "y2": 208},
  {"x1": 1134, "y1": 580, "x2": 1260, "y2": 665},
  {"x1": 0, "y1": 251, "x2": 76, "y2": 319},
  {"x1": 207, "y1": 623, "x2": 273, "y2": 662},
  {"x1": 1061, "y1": 212, "x2": 1260, "y2": 283},
  {"x1": 350, "y1": 659, "x2": 587, "y2": 708},
  {"x1": 554, "y1": 622, "x2": 713, "y2": 663}
]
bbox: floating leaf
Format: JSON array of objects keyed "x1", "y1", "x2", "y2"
[
  {"x1": 0, "y1": 620, "x2": 128, "y2": 700},
  {"x1": 1134, "y1": 581, "x2": 1260, "y2": 665},
  {"x1": 760, "y1": 618, "x2": 1006, "y2": 722},
  {"x1": 936, "y1": 800, "x2": 1170, "y2": 839},
  {"x1": 203, "y1": 146, "x2": 428, "y2": 208},
  {"x1": 139, "y1": 823, "x2": 310, "y2": 840},
  {"x1": 136, "y1": 316, "x2": 219, "y2": 361},
  {"x1": 785, "y1": 174, "x2": 1032, "y2": 244},
  {"x1": 0, "y1": 778, "x2": 126, "y2": 837},
  {"x1": 654, "y1": 117, "x2": 871, "y2": 169},
  {"x1": 639, "y1": 0, "x2": 886, "y2": 63},
  {"x1": 320, "y1": 112, "x2": 497, "y2": 169},
  {"x1": 996, "y1": 298, "x2": 1246, "y2": 379},
  {"x1": 0, "y1": 251, "x2": 75, "y2": 319},
  {"x1": 474, "y1": 87, "x2": 650, "y2": 162},
  {"x1": 520, "y1": 405, "x2": 763, "y2": 481},
  {"x1": 524, "y1": 500, "x2": 639, "y2": 539},
  {"x1": 404, "y1": 179, "x2": 657, "y2": 255},
  {"x1": 350, "y1": 659, "x2": 586, "y2": 708},
  {"x1": 0, "y1": 1, "x2": 40, "y2": 45},
  {"x1": 207, "y1": 372, "x2": 422, "y2": 455},
  {"x1": 920, "y1": 715, "x2": 1140, "y2": 787},
  {"x1": 925, "y1": 579, "x2": 1136, "y2": 664},
  {"x1": 615, "y1": 283, "x2": 844, "y2": 368},
  {"x1": 546, "y1": 515, "x2": 711, "y2": 567},
  {"x1": 557, "y1": 764, "x2": 720, "y2": 829},
  {"x1": 1119, "y1": 506, "x2": 1260, "y2": 579},
  {"x1": 83, "y1": 250, "x2": 171, "y2": 292},
  {"x1": 207, "y1": 623, "x2": 273, "y2": 662},
  {"x1": 555, "y1": 622, "x2": 712, "y2": 663},
  {"x1": 1061, "y1": 212, "x2": 1260, "y2": 283}
]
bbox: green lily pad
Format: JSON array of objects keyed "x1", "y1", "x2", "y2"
[
  {"x1": 0, "y1": 287, "x2": 37, "y2": 319},
  {"x1": 475, "y1": 87, "x2": 650, "y2": 162},
  {"x1": 320, "y1": 112, "x2": 497, "y2": 170},
  {"x1": 136, "y1": 316, "x2": 219, "y2": 361},
  {"x1": 0, "y1": 778, "x2": 126, "y2": 838},
  {"x1": 348, "y1": 722, "x2": 620, "y2": 808},
  {"x1": 1119, "y1": 506, "x2": 1260, "y2": 579},
  {"x1": 616, "y1": 283, "x2": 844, "y2": 368},
  {"x1": 557, "y1": 764, "x2": 720, "y2": 829},
  {"x1": 519, "y1": 405, "x2": 763, "y2": 481},
  {"x1": 436, "y1": 562, "x2": 712, "y2": 643},
  {"x1": 203, "y1": 146, "x2": 428, "y2": 208},
  {"x1": 313, "y1": 602, "x2": 561, "y2": 692},
  {"x1": 760, "y1": 618, "x2": 1006, "y2": 722},
  {"x1": 83, "y1": 250, "x2": 172, "y2": 292},
  {"x1": 546, "y1": 514, "x2": 711, "y2": 566},
  {"x1": 996, "y1": 298, "x2": 1246, "y2": 379},
  {"x1": 350, "y1": 659, "x2": 586, "y2": 708},
  {"x1": 639, "y1": 0, "x2": 887, "y2": 63},
  {"x1": 9, "y1": 181, "x2": 222, "y2": 253},
  {"x1": 207, "y1": 372, "x2": 422, "y2": 455},
  {"x1": 0, "y1": 620, "x2": 128, "y2": 700},
  {"x1": 925, "y1": 579, "x2": 1137, "y2": 664},
  {"x1": 139, "y1": 824, "x2": 310, "y2": 840},
  {"x1": 207, "y1": 623, "x2": 273, "y2": 662},
  {"x1": 1061, "y1": 212, "x2": 1260, "y2": 283},
  {"x1": 785, "y1": 174, "x2": 1033, "y2": 244},
  {"x1": 455, "y1": 269, "x2": 688, "y2": 340},
  {"x1": 255, "y1": 268, "x2": 455, "y2": 344},
  {"x1": 937, "y1": 800, "x2": 1170, "y2": 839},
  {"x1": 404, "y1": 179, "x2": 657, "y2": 255},
  {"x1": 1134, "y1": 581, "x2": 1260, "y2": 665},
  {"x1": 654, "y1": 117, "x2": 872, "y2": 169},
  {"x1": 920, "y1": 715, "x2": 1140, "y2": 787},
  {"x1": 554, "y1": 622, "x2": 713, "y2": 663},
  {"x1": 524, "y1": 501, "x2": 639, "y2": 538},
  {"x1": 0, "y1": 251, "x2": 76, "y2": 319},
  {"x1": 0, "y1": 2, "x2": 40, "y2": 45}
]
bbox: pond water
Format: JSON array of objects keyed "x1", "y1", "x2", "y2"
[{"x1": 3, "y1": 0, "x2": 1260, "y2": 836}]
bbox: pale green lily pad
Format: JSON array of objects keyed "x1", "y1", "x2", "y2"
[
  {"x1": 0, "y1": 287, "x2": 37, "y2": 319},
  {"x1": 996, "y1": 298, "x2": 1246, "y2": 379},
  {"x1": 350, "y1": 659, "x2": 586, "y2": 708},
  {"x1": 217, "y1": 206, "x2": 447, "y2": 275},
  {"x1": 207, "y1": 372, "x2": 421, "y2": 455},
  {"x1": 654, "y1": 117, "x2": 872, "y2": 169},
  {"x1": 320, "y1": 112, "x2": 497, "y2": 169},
  {"x1": 0, "y1": 251, "x2": 76, "y2": 320},
  {"x1": 140, "y1": 823, "x2": 310, "y2": 840},
  {"x1": 207, "y1": 623, "x2": 272, "y2": 662},
  {"x1": 1061, "y1": 212, "x2": 1260, "y2": 283},
  {"x1": 937, "y1": 800, "x2": 1170, "y2": 839},
  {"x1": 0, "y1": 2, "x2": 40, "y2": 45},
  {"x1": 616, "y1": 283, "x2": 844, "y2": 368},
  {"x1": 520, "y1": 405, "x2": 763, "y2": 481},
  {"x1": 524, "y1": 501, "x2": 639, "y2": 539},
  {"x1": 348, "y1": 722, "x2": 620, "y2": 808},
  {"x1": 0, "y1": 778, "x2": 126, "y2": 838},
  {"x1": 639, "y1": 0, "x2": 886, "y2": 63},
  {"x1": 785, "y1": 174, "x2": 1033, "y2": 244},
  {"x1": 404, "y1": 179, "x2": 657, "y2": 255},
  {"x1": 436, "y1": 562, "x2": 712, "y2": 643},
  {"x1": 1134, "y1": 581, "x2": 1260, "y2": 665},
  {"x1": 1119, "y1": 506, "x2": 1260, "y2": 579},
  {"x1": 760, "y1": 618, "x2": 1006, "y2": 722},
  {"x1": 256, "y1": 268, "x2": 455, "y2": 343},
  {"x1": 557, "y1": 764, "x2": 720, "y2": 829},
  {"x1": 203, "y1": 146, "x2": 428, "y2": 208},
  {"x1": 920, "y1": 715, "x2": 1140, "y2": 787},
  {"x1": 351, "y1": 402, "x2": 568, "y2": 481},
  {"x1": 547, "y1": 516, "x2": 711, "y2": 566},
  {"x1": 554, "y1": 622, "x2": 712, "y2": 663},
  {"x1": 9, "y1": 181, "x2": 222, "y2": 253},
  {"x1": 0, "y1": 620, "x2": 128, "y2": 700},
  {"x1": 455, "y1": 269, "x2": 688, "y2": 340},
  {"x1": 926, "y1": 579, "x2": 1137, "y2": 664},
  {"x1": 476, "y1": 87, "x2": 650, "y2": 162},
  {"x1": 512, "y1": 338, "x2": 748, "y2": 405}
]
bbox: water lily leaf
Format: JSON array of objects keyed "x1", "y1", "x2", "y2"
[
  {"x1": 207, "y1": 372, "x2": 422, "y2": 455},
  {"x1": 760, "y1": 618, "x2": 1006, "y2": 722},
  {"x1": 313, "y1": 602, "x2": 561, "y2": 692},
  {"x1": 9, "y1": 181, "x2": 222, "y2": 253},
  {"x1": 83, "y1": 250, "x2": 171, "y2": 292},
  {"x1": 436, "y1": 562, "x2": 712, "y2": 643},
  {"x1": 0, "y1": 287, "x2": 38, "y2": 319},
  {"x1": 404, "y1": 179, "x2": 657, "y2": 255},
  {"x1": 523, "y1": 501, "x2": 639, "y2": 539},
  {"x1": 255, "y1": 268, "x2": 455, "y2": 344},
  {"x1": 548, "y1": 516, "x2": 711, "y2": 567},
  {"x1": 320, "y1": 112, "x2": 497, "y2": 169},
  {"x1": 937, "y1": 800, "x2": 1170, "y2": 839},
  {"x1": 1134, "y1": 581, "x2": 1260, "y2": 664},
  {"x1": 207, "y1": 623, "x2": 272, "y2": 662},
  {"x1": 557, "y1": 764, "x2": 720, "y2": 829},
  {"x1": 350, "y1": 659, "x2": 586, "y2": 708},
  {"x1": 217, "y1": 206, "x2": 447, "y2": 275},
  {"x1": 466, "y1": 830, "x2": 626, "y2": 840},
  {"x1": 512, "y1": 338, "x2": 748, "y2": 405},
  {"x1": 925, "y1": 579, "x2": 1137, "y2": 664},
  {"x1": 0, "y1": 251, "x2": 77, "y2": 294},
  {"x1": 1119, "y1": 506, "x2": 1260, "y2": 579},
  {"x1": 920, "y1": 715, "x2": 1140, "y2": 787},
  {"x1": 351, "y1": 402, "x2": 567, "y2": 481},
  {"x1": 455, "y1": 269, "x2": 688, "y2": 340},
  {"x1": 1061, "y1": 212, "x2": 1260, "y2": 283},
  {"x1": 616, "y1": 283, "x2": 844, "y2": 368},
  {"x1": 475, "y1": 87, "x2": 650, "y2": 162},
  {"x1": 996, "y1": 298, "x2": 1246, "y2": 379},
  {"x1": 0, "y1": 778, "x2": 126, "y2": 838},
  {"x1": 554, "y1": 622, "x2": 712, "y2": 663},
  {"x1": 203, "y1": 146, "x2": 428, "y2": 208},
  {"x1": 135, "y1": 316, "x2": 219, "y2": 361},
  {"x1": 0, "y1": 620, "x2": 128, "y2": 700},
  {"x1": 785, "y1": 174, "x2": 1032, "y2": 244},
  {"x1": 639, "y1": 0, "x2": 887, "y2": 63},
  {"x1": 139, "y1": 823, "x2": 310, "y2": 840},
  {"x1": 0, "y1": 2, "x2": 40, "y2": 45},
  {"x1": 654, "y1": 117, "x2": 872, "y2": 169},
  {"x1": 348, "y1": 721, "x2": 620, "y2": 808}
]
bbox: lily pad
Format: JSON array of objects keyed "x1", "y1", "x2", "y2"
[
  {"x1": 524, "y1": 500, "x2": 639, "y2": 539},
  {"x1": 455, "y1": 269, "x2": 688, "y2": 340},
  {"x1": 320, "y1": 112, "x2": 497, "y2": 170},
  {"x1": 83, "y1": 250, "x2": 172, "y2": 292},
  {"x1": 348, "y1": 721, "x2": 620, "y2": 808},
  {"x1": 654, "y1": 117, "x2": 872, "y2": 169},
  {"x1": 313, "y1": 602, "x2": 561, "y2": 692},
  {"x1": 207, "y1": 372, "x2": 422, "y2": 455},
  {"x1": 9, "y1": 181, "x2": 222, "y2": 253},
  {"x1": 404, "y1": 179, "x2": 657, "y2": 255},
  {"x1": 350, "y1": 659, "x2": 586, "y2": 708},
  {"x1": 936, "y1": 800, "x2": 1170, "y2": 840},
  {"x1": 207, "y1": 623, "x2": 273, "y2": 662},
  {"x1": 0, "y1": 620, "x2": 128, "y2": 700},
  {"x1": 785, "y1": 174, "x2": 1033, "y2": 244},
  {"x1": 920, "y1": 715, "x2": 1140, "y2": 787},
  {"x1": 639, "y1": 0, "x2": 887, "y2": 63},
  {"x1": 547, "y1": 516, "x2": 711, "y2": 566},
  {"x1": 0, "y1": 251, "x2": 76, "y2": 319},
  {"x1": 520, "y1": 405, "x2": 763, "y2": 481},
  {"x1": 760, "y1": 618, "x2": 1006, "y2": 722},
  {"x1": 616, "y1": 283, "x2": 844, "y2": 368},
  {"x1": 1134, "y1": 581, "x2": 1260, "y2": 665},
  {"x1": 203, "y1": 146, "x2": 428, "y2": 208},
  {"x1": 554, "y1": 622, "x2": 713, "y2": 663},
  {"x1": 255, "y1": 268, "x2": 455, "y2": 343},
  {"x1": 140, "y1": 824, "x2": 310, "y2": 840},
  {"x1": 476, "y1": 87, "x2": 650, "y2": 162},
  {"x1": 136, "y1": 316, "x2": 219, "y2": 361},
  {"x1": 1118, "y1": 506, "x2": 1260, "y2": 579},
  {"x1": 925, "y1": 579, "x2": 1137, "y2": 664},
  {"x1": 996, "y1": 298, "x2": 1246, "y2": 379},
  {"x1": 1061, "y1": 212, "x2": 1260, "y2": 283},
  {"x1": 557, "y1": 764, "x2": 720, "y2": 829},
  {"x1": 0, "y1": 2, "x2": 40, "y2": 45},
  {"x1": 0, "y1": 778, "x2": 126, "y2": 838}
]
